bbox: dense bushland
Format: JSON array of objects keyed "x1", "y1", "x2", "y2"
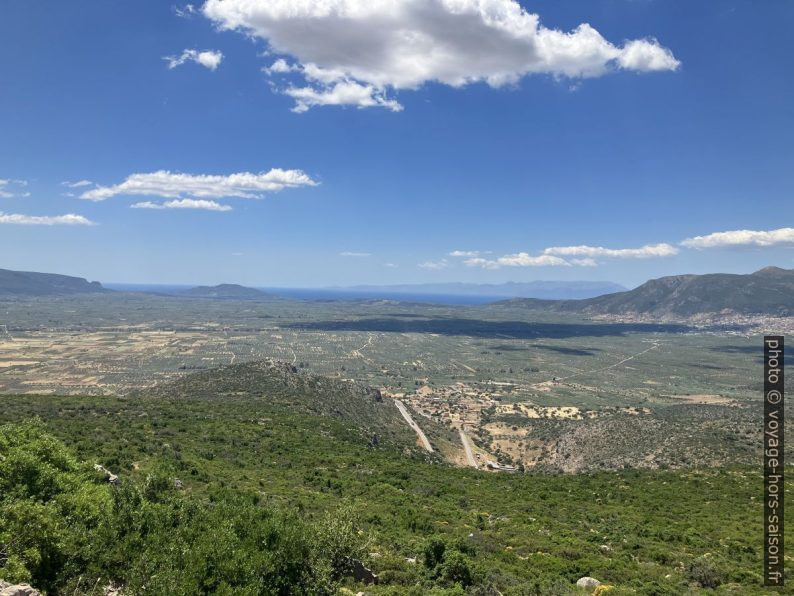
[
  {"x1": 0, "y1": 420, "x2": 364, "y2": 594},
  {"x1": 0, "y1": 392, "x2": 788, "y2": 594}
]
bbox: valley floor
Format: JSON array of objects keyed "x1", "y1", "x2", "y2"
[{"x1": 0, "y1": 294, "x2": 785, "y2": 473}]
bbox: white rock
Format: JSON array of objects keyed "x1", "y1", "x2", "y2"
[
  {"x1": 576, "y1": 576, "x2": 601, "y2": 590},
  {"x1": 0, "y1": 582, "x2": 43, "y2": 596}
]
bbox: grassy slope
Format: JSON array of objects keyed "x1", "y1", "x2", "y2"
[{"x1": 0, "y1": 390, "x2": 787, "y2": 594}]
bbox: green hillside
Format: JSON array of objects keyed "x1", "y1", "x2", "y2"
[
  {"x1": 1, "y1": 384, "x2": 786, "y2": 594},
  {"x1": 141, "y1": 359, "x2": 456, "y2": 453}
]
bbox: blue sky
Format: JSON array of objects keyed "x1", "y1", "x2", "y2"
[{"x1": 1, "y1": 0, "x2": 792, "y2": 288}]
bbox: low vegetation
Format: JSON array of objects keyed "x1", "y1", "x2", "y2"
[
  {"x1": 0, "y1": 420, "x2": 365, "y2": 595},
  {"x1": 0, "y1": 384, "x2": 786, "y2": 594}
]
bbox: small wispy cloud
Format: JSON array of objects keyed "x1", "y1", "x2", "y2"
[
  {"x1": 285, "y1": 81, "x2": 403, "y2": 114},
  {"x1": 81, "y1": 169, "x2": 317, "y2": 201},
  {"x1": 61, "y1": 179, "x2": 93, "y2": 188},
  {"x1": 570, "y1": 258, "x2": 598, "y2": 267},
  {"x1": 434, "y1": 227, "x2": 794, "y2": 272},
  {"x1": 165, "y1": 49, "x2": 223, "y2": 71},
  {"x1": 681, "y1": 227, "x2": 794, "y2": 249},
  {"x1": 542, "y1": 243, "x2": 679, "y2": 259},
  {"x1": 448, "y1": 250, "x2": 480, "y2": 257},
  {"x1": 264, "y1": 59, "x2": 299, "y2": 75},
  {"x1": 464, "y1": 242, "x2": 678, "y2": 269},
  {"x1": 340, "y1": 251, "x2": 371, "y2": 257},
  {"x1": 173, "y1": 4, "x2": 197, "y2": 18},
  {"x1": 0, "y1": 212, "x2": 95, "y2": 225},
  {"x1": 131, "y1": 199, "x2": 232, "y2": 211},
  {"x1": 0, "y1": 179, "x2": 29, "y2": 198},
  {"x1": 419, "y1": 258, "x2": 448, "y2": 270},
  {"x1": 464, "y1": 253, "x2": 569, "y2": 269}
]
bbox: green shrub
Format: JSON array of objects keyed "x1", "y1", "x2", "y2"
[
  {"x1": 686, "y1": 556, "x2": 725, "y2": 589},
  {"x1": 0, "y1": 420, "x2": 366, "y2": 595}
]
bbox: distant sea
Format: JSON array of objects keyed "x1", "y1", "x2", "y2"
[
  {"x1": 104, "y1": 284, "x2": 504, "y2": 305},
  {"x1": 105, "y1": 283, "x2": 194, "y2": 295},
  {"x1": 261, "y1": 288, "x2": 505, "y2": 305}
]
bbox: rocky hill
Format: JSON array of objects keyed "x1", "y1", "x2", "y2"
[
  {"x1": 499, "y1": 266, "x2": 794, "y2": 317},
  {"x1": 142, "y1": 359, "x2": 452, "y2": 452},
  {"x1": 0, "y1": 268, "x2": 107, "y2": 296}
]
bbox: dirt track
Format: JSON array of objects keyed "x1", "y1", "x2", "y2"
[{"x1": 394, "y1": 399, "x2": 433, "y2": 452}]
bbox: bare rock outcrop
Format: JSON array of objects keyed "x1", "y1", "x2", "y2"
[
  {"x1": 576, "y1": 576, "x2": 601, "y2": 591},
  {"x1": 0, "y1": 581, "x2": 42, "y2": 596},
  {"x1": 94, "y1": 463, "x2": 119, "y2": 485}
]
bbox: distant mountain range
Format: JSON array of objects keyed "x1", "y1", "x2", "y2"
[
  {"x1": 0, "y1": 268, "x2": 107, "y2": 296},
  {"x1": 499, "y1": 267, "x2": 794, "y2": 317},
  {"x1": 339, "y1": 280, "x2": 627, "y2": 300},
  {"x1": 175, "y1": 284, "x2": 273, "y2": 300},
  {"x1": 3, "y1": 266, "x2": 793, "y2": 317}
]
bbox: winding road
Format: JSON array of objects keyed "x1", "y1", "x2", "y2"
[{"x1": 394, "y1": 399, "x2": 434, "y2": 453}]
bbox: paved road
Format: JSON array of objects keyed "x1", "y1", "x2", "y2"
[
  {"x1": 394, "y1": 399, "x2": 434, "y2": 453},
  {"x1": 458, "y1": 428, "x2": 478, "y2": 469}
]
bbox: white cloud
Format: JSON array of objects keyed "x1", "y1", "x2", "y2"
[
  {"x1": 465, "y1": 253, "x2": 570, "y2": 269},
  {"x1": 681, "y1": 227, "x2": 794, "y2": 249},
  {"x1": 174, "y1": 4, "x2": 197, "y2": 18},
  {"x1": 459, "y1": 228, "x2": 794, "y2": 270},
  {"x1": 131, "y1": 199, "x2": 233, "y2": 211},
  {"x1": 265, "y1": 58, "x2": 298, "y2": 74},
  {"x1": 80, "y1": 169, "x2": 317, "y2": 201},
  {"x1": 464, "y1": 242, "x2": 677, "y2": 269},
  {"x1": 286, "y1": 81, "x2": 403, "y2": 113},
  {"x1": 384, "y1": 262, "x2": 398, "y2": 268},
  {"x1": 0, "y1": 212, "x2": 95, "y2": 225},
  {"x1": 340, "y1": 251, "x2": 372, "y2": 257},
  {"x1": 419, "y1": 258, "x2": 449, "y2": 270},
  {"x1": 542, "y1": 243, "x2": 679, "y2": 258},
  {"x1": 448, "y1": 250, "x2": 480, "y2": 257},
  {"x1": 165, "y1": 49, "x2": 224, "y2": 71},
  {"x1": 61, "y1": 179, "x2": 93, "y2": 188},
  {"x1": 203, "y1": 0, "x2": 679, "y2": 112},
  {"x1": 570, "y1": 257, "x2": 598, "y2": 267},
  {"x1": 0, "y1": 179, "x2": 29, "y2": 198},
  {"x1": 617, "y1": 39, "x2": 680, "y2": 71}
]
